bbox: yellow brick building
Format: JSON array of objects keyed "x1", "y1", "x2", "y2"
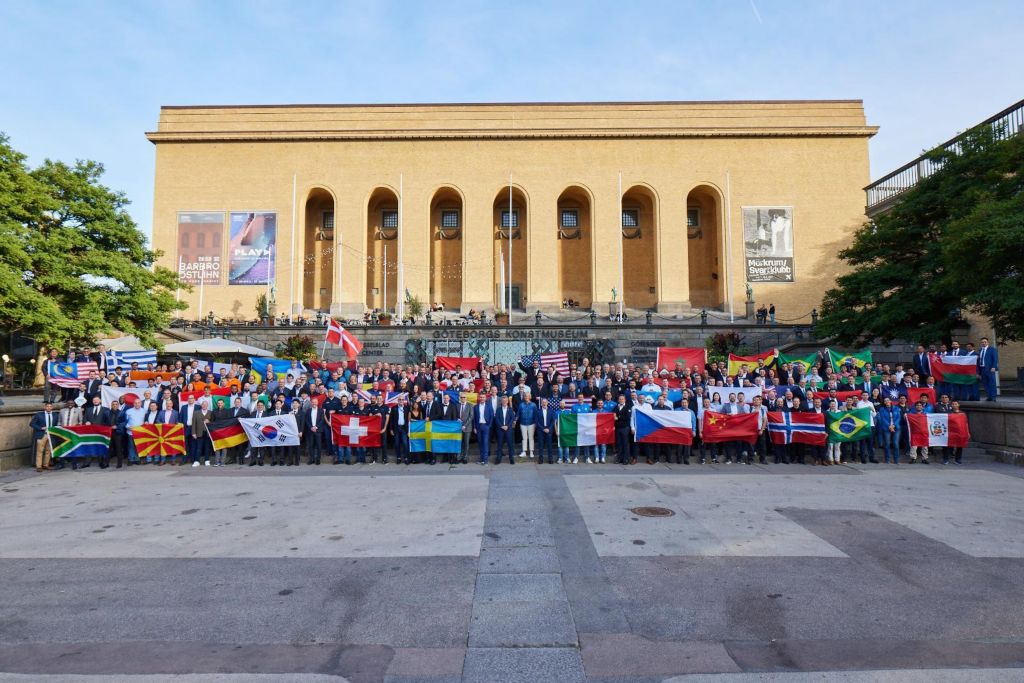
[{"x1": 147, "y1": 101, "x2": 876, "y2": 319}]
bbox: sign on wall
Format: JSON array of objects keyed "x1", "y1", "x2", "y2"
[
  {"x1": 177, "y1": 212, "x2": 223, "y2": 285},
  {"x1": 229, "y1": 212, "x2": 277, "y2": 285},
  {"x1": 742, "y1": 207, "x2": 794, "y2": 282}
]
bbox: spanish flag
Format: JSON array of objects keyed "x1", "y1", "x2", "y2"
[{"x1": 206, "y1": 419, "x2": 249, "y2": 451}]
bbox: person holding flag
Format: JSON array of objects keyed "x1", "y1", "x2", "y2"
[{"x1": 324, "y1": 318, "x2": 364, "y2": 358}]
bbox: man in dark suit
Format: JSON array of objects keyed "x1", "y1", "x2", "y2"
[
  {"x1": 303, "y1": 400, "x2": 325, "y2": 465},
  {"x1": 912, "y1": 345, "x2": 931, "y2": 380},
  {"x1": 83, "y1": 396, "x2": 111, "y2": 426},
  {"x1": 472, "y1": 395, "x2": 494, "y2": 465},
  {"x1": 978, "y1": 337, "x2": 999, "y2": 401},
  {"x1": 613, "y1": 394, "x2": 633, "y2": 464},
  {"x1": 535, "y1": 397, "x2": 558, "y2": 464},
  {"x1": 493, "y1": 395, "x2": 516, "y2": 464},
  {"x1": 457, "y1": 393, "x2": 474, "y2": 465},
  {"x1": 389, "y1": 396, "x2": 411, "y2": 464},
  {"x1": 30, "y1": 403, "x2": 57, "y2": 471}
]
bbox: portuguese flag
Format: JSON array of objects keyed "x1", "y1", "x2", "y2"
[
  {"x1": 778, "y1": 352, "x2": 818, "y2": 374},
  {"x1": 928, "y1": 353, "x2": 978, "y2": 385},
  {"x1": 827, "y1": 348, "x2": 873, "y2": 370},
  {"x1": 826, "y1": 408, "x2": 873, "y2": 442},
  {"x1": 47, "y1": 425, "x2": 112, "y2": 459},
  {"x1": 206, "y1": 419, "x2": 248, "y2": 451},
  {"x1": 558, "y1": 413, "x2": 614, "y2": 447}
]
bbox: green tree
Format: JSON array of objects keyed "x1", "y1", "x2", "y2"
[
  {"x1": 0, "y1": 133, "x2": 184, "y2": 351},
  {"x1": 818, "y1": 126, "x2": 1024, "y2": 345}
]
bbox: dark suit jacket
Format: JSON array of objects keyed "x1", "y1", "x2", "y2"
[
  {"x1": 83, "y1": 405, "x2": 112, "y2": 426},
  {"x1": 431, "y1": 401, "x2": 459, "y2": 421},
  {"x1": 494, "y1": 405, "x2": 516, "y2": 429},
  {"x1": 912, "y1": 353, "x2": 931, "y2": 378}
]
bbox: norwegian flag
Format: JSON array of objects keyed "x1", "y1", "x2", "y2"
[
  {"x1": 325, "y1": 319, "x2": 363, "y2": 357},
  {"x1": 522, "y1": 352, "x2": 570, "y2": 377},
  {"x1": 48, "y1": 361, "x2": 99, "y2": 388}
]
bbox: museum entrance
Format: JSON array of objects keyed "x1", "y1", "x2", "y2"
[{"x1": 408, "y1": 338, "x2": 615, "y2": 367}]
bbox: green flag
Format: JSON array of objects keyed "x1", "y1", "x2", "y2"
[
  {"x1": 827, "y1": 348, "x2": 873, "y2": 370},
  {"x1": 778, "y1": 352, "x2": 818, "y2": 374},
  {"x1": 826, "y1": 408, "x2": 873, "y2": 442}
]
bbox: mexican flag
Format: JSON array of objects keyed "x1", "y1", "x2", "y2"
[
  {"x1": 928, "y1": 353, "x2": 978, "y2": 385},
  {"x1": 558, "y1": 413, "x2": 614, "y2": 447},
  {"x1": 778, "y1": 352, "x2": 818, "y2": 374},
  {"x1": 827, "y1": 348, "x2": 873, "y2": 369},
  {"x1": 906, "y1": 413, "x2": 970, "y2": 448}
]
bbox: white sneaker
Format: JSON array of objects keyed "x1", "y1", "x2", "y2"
[
  {"x1": 191, "y1": 462, "x2": 199, "y2": 467},
  {"x1": 572, "y1": 458, "x2": 578, "y2": 464},
  {"x1": 599, "y1": 456, "x2": 606, "y2": 463},
  {"x1": 586, "y1": 458, "x2": 593, "y2": 464},
  {"x1": 204, "y1": 460, "x2": 210, "y2": 467}
]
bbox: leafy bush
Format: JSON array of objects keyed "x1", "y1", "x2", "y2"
[{"x1": 279, "y1": 335, "x2": 318, "y2": 361}]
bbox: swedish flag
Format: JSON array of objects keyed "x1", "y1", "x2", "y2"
[
  {"x1": 409, "y1": 420, "x2": 462, "y2": 453},
  {"x1": 826, "y1": 408, "x2": 872, "y2": 442}
]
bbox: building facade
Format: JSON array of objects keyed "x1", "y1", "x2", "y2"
[{"x1": 147, "y1": 101, "x2": 876, "y2": 319}]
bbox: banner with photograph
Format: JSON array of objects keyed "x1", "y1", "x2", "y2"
[
  {"x1": 177, "y1": 212, "x2": 224, "y2": 285},
  {"x1": 229, "y1": 212, "x2": 276, "y2": 285},
  {"x1": 742, "y1": 207, "x2": 794, "y2": 282}
]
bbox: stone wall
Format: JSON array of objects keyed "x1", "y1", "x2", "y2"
[{"x1": 0, "y1": 409, "x2": 35, "y2": 471}]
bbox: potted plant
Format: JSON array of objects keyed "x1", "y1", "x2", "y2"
[
  {"x1": 267, "y1": 296, "x2": 278, "y2": 326},
  {"x1": 255, "y1": 293, "x2": 269, "y2": 326},
  {"x1": 405, "y1": 292, "x2": 424, "y2": 323},
  {"x1": 378, "y1": 311, "x2": 392, "y2": 327},
  {"x1": 494, "y1": 308, "x2": 509, "y2": 326}
]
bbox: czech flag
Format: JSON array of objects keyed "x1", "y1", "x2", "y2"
[{"x1": 633, "y1": 406, "x2": 693, "y2": 445}]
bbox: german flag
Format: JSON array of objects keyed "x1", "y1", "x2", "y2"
[
  {"x1": 206, "y1": 419, "x2": 248, "y2": 451},
  {"x1": 132, "y1": 423, "x2": 186, "y2": 457}
]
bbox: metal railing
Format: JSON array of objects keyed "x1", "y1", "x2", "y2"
[{"x1": 865, "y1": 98, "x2": 1024, "y2": 216}]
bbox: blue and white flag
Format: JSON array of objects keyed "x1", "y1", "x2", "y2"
[{"x1": 106, "y1": 349, "x2": 157, "y2": 369}]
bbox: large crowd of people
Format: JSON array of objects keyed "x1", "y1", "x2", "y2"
[{"x1": 29, "y1": 339, "x2": 996, "y2": 473}]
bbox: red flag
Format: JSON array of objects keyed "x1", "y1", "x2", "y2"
[
  {"x1": 655, "y1": 347, "x2": 706, "y2": 372},
  {"x1": 906, "y1": 413, "x2": 969, "y2": 448},
  {"x1": 330, "y1": 413, "x2": 382, "y2": 447},
  {"x1": 309, "y1": 360, "x2": 346, "y2": 373},
  {"x1": 906, "y1": 387, "x2": 936, "y2": 407},
  {"x1": 325, "y1": 321, "x2": 363, "y2": 357},
  {"x1": 325, "y1": 319, "x2": 345, "y2": 346},
  {"x1": 436, "y1": 356, "x2": 481, "y2": 372},
  {"x1": 701, "y1": 411, "x2": 758, "y2": 444},
  {"x1": 766, "y1": 411, "x2": 827, "y2": 446},
  {"x1": 179, "y1": 387, "x2": 232, "y2": 404}
]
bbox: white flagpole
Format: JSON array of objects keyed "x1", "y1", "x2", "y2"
[
  {"x1": 175, "y1": 255, "x2": 182, "y2": 302},
  {"x1": 618, "y1": 172, "x2": 624, "y2": 323},
  {"x1": 508, "y1": 172, "x2": 513, "y2": 319},
  {"x1": 725, "y1": 170, "x2": 735, "y2": 323},
  {"x1": 198, "y1": 272, "x2": 204, "y2": 321},
  {"x1": 397, "y1": 173, "x2": 404, "y2": 320},
  {"x1": 499, "y1": 244, "x2": 506, "y2": 310},
  {"x1": 289, "y1": 173, "x2": 296, "y2": 323},
  {"x1": 266, "y1": 243, "x2": 272, "y2": 307},
  {"x1": 383, "y1": 243, "x2": 388, "y2": 314}
]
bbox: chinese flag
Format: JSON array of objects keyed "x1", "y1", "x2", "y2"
[{"x1": 701, "y1": 411, "x2": 758, "y2": 444}]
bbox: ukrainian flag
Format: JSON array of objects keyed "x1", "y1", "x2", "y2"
[{"x1": 409, "y1": 420, "x2": 462, "y2": 453}]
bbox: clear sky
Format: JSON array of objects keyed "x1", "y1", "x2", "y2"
[{"x1": 2, "y1": 0, "x2": 1021, "y2": 240}]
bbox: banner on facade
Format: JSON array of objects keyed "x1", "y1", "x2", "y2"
[
  {"x1": 229, "y1": 212, "x2": 276, "y2": 285},
  {"x1": 742, "y1": 207, "x2": 793, "y2": 282},
  {"x1": 177, "y1": 212, "x2": 223, "y2": 285}
]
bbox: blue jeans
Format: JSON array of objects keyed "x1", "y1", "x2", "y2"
[
  {"x1": 881, "y1": 429, "x2": 900, "y2": 463},
  {"x1": 393, "y1": 430, "x2": 409, "y2": 462}
]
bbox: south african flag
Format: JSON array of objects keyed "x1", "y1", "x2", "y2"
[
  {"x1": 132, "y1": 423, "x2": 186, "y2": 457},
  {"x1": 47, "y1": 425, "x2": 113, "y2": 459}
]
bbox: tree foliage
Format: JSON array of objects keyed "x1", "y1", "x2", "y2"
[
  {"x1": 0, "y1": 133, "x2": 184, "y2": 349},
  {"x1": 818, "y1": 126, "x2": 1024, "y2": 345}
]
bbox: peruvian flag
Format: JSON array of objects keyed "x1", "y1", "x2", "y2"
[
  {"x1": 330, "y1": 413, "x2": 382, "y2": 447},
  {"x1": 633, "y1": 406, "x2": 693, "y2": 445},
  {"x1": 906, "y1": 413, "x2": 969, "y2": 448},
  {"x1": 326, "y1": 319, "x2": 363, "y2": 357},
  {"x1": 655, "y1": 347, "x2": 706, "y2": 373}
]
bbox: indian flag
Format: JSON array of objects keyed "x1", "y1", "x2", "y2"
[
  {"x1": 928, "y1": 353, "x2": 978, "y2": 385},
  {"x1": 558, "y1": 413, "x2": 614, "y2": 448}
]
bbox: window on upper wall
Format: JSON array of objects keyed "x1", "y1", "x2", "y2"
[
  {"x1": 687, "y1": 207, "x2": 700, "y2": 227},
  {"x1": 621, "y1": 209, "x2": 639, "y2": 228},
  {"x1": 501, "y1": 210, "x2": 519, "y2": 228},
  {"x1": 382, "y1": 210, "x2": 398, "y2": 228},
  {"x1": 560, "y1": 209, "x2": 578, "y2": 228},
  {"x1": 441, "y1": 210, "x2": 460, "y2": 228},
  {"x1": 323, "y1": 211, "x2": 335, "y2": 230}
]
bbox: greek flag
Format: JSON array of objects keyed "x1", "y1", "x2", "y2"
[{"x1": 106, "y1": 349, "x2": 157, "y2": 369}]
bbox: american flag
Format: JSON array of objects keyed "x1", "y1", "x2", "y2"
[
  {"x1": 521, "y1": 352, "x2": 570, "y2": 377},
  {"x1": 552, "y1": 396, "x2": 582, "y2": 411},
  {"x1": 48, "y1": 361, "x2": 99, "y2": 388}
]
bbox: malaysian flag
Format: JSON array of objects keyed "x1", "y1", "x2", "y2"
[
  {"x1": 48, "y1": 361, "x2": 99, "y2": 388},
  {"x1": 521, "y1": 352, "x2": 570, "y2": 377},
  {"x1": 105, "y1": 349, "x2": 157, "y2": 369}
]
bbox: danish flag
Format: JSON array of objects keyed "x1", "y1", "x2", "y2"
[{"x1": 325, "y1": 319, "x2": 363, "y2": 357}]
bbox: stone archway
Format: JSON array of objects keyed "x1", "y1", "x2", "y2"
[
  {"x1": 429, "y1": 186, "x2": 464, "y2": 311},
  {"x1": 302, "y1": 187, "x2": 335, "y2": 312},
  {"x1": 686, "y1": 184, "x2": 724, "y2": 308},
  {"x1": 556, "y1": 185, "x2": 593, "y2": 309},
  {"x1": 365, "y1": 187, "x2": 399, "y2": 312},
  {"x1": 620, "y1": 184, "x2": 658, "y2": 310},
  {"x1": 492, "y1": 186, "x2": 528, "y2": 311}
]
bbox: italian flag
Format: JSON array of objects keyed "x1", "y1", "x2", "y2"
[
  {"x1": 928, "y1": 353, "x2": 978, "y2": 384},
  {"x1": 558, "y1": 413, "x2": 615, "y2": 447},
  {"x1": 906, "y1": 413, "x2": 970, "y2": 448}
]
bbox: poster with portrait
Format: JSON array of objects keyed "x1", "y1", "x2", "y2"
[
  {"x1": 743, "y1": 207, "x2": 794, "y2": 282},
  {"x1": 229, "y1": 212, "x2": 276, "y2": 285},
  {"x1": 177, "y1": 212, "x2": 223, "y2": 285}
]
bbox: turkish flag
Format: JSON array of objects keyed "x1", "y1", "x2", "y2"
[
  {"x1": 701, "y1": 411, "x2": 758, "y2": 444},
  {"x1": 330, "y1": 413, "x2": 382, "y2": 447}
]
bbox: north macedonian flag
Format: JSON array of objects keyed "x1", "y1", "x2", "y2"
[
  {"x1": 132, "y1": 423, "x2": 186, "y2": 457},
  {"x1": 826, "y1": 408, "x2": 872, "y2": 442}
]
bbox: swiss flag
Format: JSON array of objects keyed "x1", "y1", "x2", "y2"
[
  {"x1": 330, "y1": 413, "x2": 381, "y2": 447},
  {"x1": 325, "y1": 319, "x2": 363, "y2": 357}
]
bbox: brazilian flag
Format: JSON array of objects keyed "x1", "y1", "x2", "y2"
[
  {"x1": 827, "y1": 348, "x2": 873, "y2": 370},
  {"x1": 826, "y1": 408, "x2": 872, "y2": 442}
]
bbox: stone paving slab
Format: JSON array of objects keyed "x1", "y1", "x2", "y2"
[
  {"x1": 461, "y1": 648, "x2": 586, "y2": 683},
  {"x1": 581, "y1": 633, "x2": 742, "y2": 677},
  {"x1": 477, "y1": 546, "x2": 560, "y2": 574},
  {"x1": 473, "y1": 573, "x2": 564, "y2": 602},
  {"x1": 468, "y1": 600, "x2": 577, "y2": 648}
]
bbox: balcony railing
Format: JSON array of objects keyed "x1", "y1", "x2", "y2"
[{"x1": 865, "y1": 98, "x2": 1024, "y2": 216}]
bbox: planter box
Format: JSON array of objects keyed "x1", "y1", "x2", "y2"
[
  {"x1": 378, "y1": 317, "x2": 392, "y2": 326},
  {"x1": 494, "y1": 314, "x2": 510, "y2": 326}
]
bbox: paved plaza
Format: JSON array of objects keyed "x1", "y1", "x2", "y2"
[{"x1": 1, "y1": 453, "x2": 1023, "y2": 682}]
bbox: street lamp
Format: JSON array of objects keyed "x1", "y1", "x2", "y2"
[
  {"x1": 589, "y1": 311, "x2": 597, "y2": 326},
  {"x1": 645, "y1": 311, "x2": 652, "y2": 326},
  {"x1": 535, "y1": 310, "x2": 542, "y2": 325},
  {"x1": 700, "y1": 309, "x2": 708, "y2": 326}
]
